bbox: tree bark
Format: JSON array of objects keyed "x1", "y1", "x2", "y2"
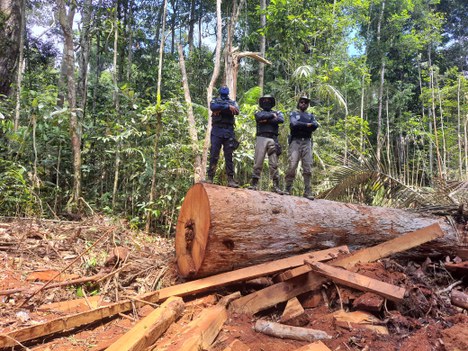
[
  {"x1": 258, "y1": 0, "x2": 266, "y2": 91},
  {"x1": 13, "y1": 0, "x2": 25, "y2": 131},
  {"x1": 178, "y1": 44, "x2": 202, "y2": 182},
  {"x1": 57, "y1": 0, "x2": 82, "y2": 213},
  {"x1": 0, "y1": 0, "x2": 22, "y2": 96},
  {"x1": 187, "y1": 0, "x2": 196, "y2": 51},
  {"x1": 146, "y1": 0, "x2": 167, "y2": 232},
  {"x1": 175, "y1": 183, "x2": 459, "y2": 278}
]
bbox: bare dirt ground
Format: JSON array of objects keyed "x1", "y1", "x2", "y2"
[{"x1": 0, "y1": 217, "x2": 467, "y2": 351}]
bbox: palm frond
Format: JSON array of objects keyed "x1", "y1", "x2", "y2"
[
  {"x1": 320, "y1": 154, "x2": 432, "y2": 208},
  {"x1": 292, "y1": 65, "x2": 315, "y2": 80},
  {"x1": 316, "y1": 84, "x2": 348, "y2": 115}
]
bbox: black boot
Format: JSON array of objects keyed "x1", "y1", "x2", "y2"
[
  {"x1": 303, "y1": 175, "x2": 314, "y2": 200},
  {"x1": 284, "y1": 183, "x2": 292, "y2": 195},
  {"x1": 227, "y1": 175, "x2": 239, "y2": 188},
  {"x1": 271, "y1": 179, "x2": 285, "y2": 195},
  {"x1": 248, "y1": 178, "x2": 259, "y2": 190}
]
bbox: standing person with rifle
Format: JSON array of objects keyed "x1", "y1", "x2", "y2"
[
  {"x1": 248, "y1": 95, "x2": 284, "y2": 194},
  {"x1": 284, "y1": 95, "x2": 319, "y2": 199},
  {"x1": 205, "y1": 86, "x2": 240, "y2": 188}
]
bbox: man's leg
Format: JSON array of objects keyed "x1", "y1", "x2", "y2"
[
  {"x1": 224, "y1": 133, "x2": 239, "y2": 188},
  {"x1": 284, "y1": 140, "x2": 301, "y2": 195},
  {"x1": 301, "y1": 141, "x2": 314, "y2": 200},
  {"x1": 206, "y1": 132, "x2": 222, "y2": 183},
  {"x1": 249, "y1": 137, "x2": 268, "y2": 190},
  {"x1": 266, "y1": 139, "x2": 283, "y2": 194}
]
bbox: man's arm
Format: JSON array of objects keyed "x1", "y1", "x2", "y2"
[
  {"x1": 309, "y1": 114, "x2": 319, "y2": 131},
  {"x1": 289, "y1": 112, "x2": 310, "y2": 131},
  {"x1": 255, "y1": 110, "x2": 276, "y2": 123},
  {"x1": 210, "y1": 98, "x2": 230, "y2": 112}
]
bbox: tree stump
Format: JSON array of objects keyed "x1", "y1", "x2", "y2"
[{"x1": 175, "y1": 183, "x2": 458, "y2": 278}]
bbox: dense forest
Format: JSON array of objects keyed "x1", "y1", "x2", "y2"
[{"x1": 0, "y1": 0, "x2": 467, "y2": 234}]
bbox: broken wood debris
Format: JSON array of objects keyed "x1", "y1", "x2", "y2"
[
  {"x1": 306, "y1": 261, "x2": 406, "y2": 302},
  {"x1": 105, "y1": 296, "x2": 184, "y2": 351},
  {"x1": 1, "y1": 222, "x2": 463, "y2": 351},
  {"x1": 253, "y1": 319, "x2": 332, "y2": 341}
]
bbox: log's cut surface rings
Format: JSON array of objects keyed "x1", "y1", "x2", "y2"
[{"x1": 175, "y1": 183, "x2": 211, "y2": 278}]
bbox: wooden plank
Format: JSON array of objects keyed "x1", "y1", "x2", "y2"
[
  {"x1": 293, "y1": 341, "x2": 332, "y2": 351},
  {"x1": 277, "y1": 223, "x2": 445, "y2": 281},
  {"x1": 37, "y1": 295, "x2": 103, "y2": 313},
  {"x1": 0, "y1": 247, "x2": 345, "y2": 348},
  {"x1": 332, "y1": 223, "x2": 445, "y2": 270},
  {"x1": 0, "y1": 293, "x2": 160, "y2": 348},
  {"x1": 307, "y1": 261, "x2": 406, "y2": 302},
  {"x1": 149, "y1": 246, "x2": 348, "y2": 301},
  {"x1": 231, "y1": 224, "x2": 442, "y2": 316},
  {"x1": 105, "y1": 296, "x2": 184, "y2": 351},
  {"x1": 229, "y1": 273, "x2": 328, "y2": 315},
  {"x1": 280, "y1": 297, "x2": 307, "y2": 326},
  {"x1": 163, "y1": 305, "x2": 228, "y2": 351}
]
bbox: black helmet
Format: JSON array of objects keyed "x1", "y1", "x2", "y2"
[
  {"x1": 259, "y1": 95, "x2": 276, "y2": 109},
  {"x1": 219, "y1": 86, "x2": 230, "y2": 97}
]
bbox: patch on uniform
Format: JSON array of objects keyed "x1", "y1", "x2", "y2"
[{"x1": 294, "y1": 113, "x2": 300, "y2": 120}]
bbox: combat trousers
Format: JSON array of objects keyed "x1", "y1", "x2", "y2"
[
  {"x1": 285, "y1": 138, "x2": 313, "y2": 185},
  {"x1": 252, "y1": 136, "x2": 279, "y2": 181},
  {"x1": 207, "y1": 126, "x2": 237, "y2": 178}
]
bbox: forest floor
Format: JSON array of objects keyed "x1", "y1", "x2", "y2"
[{"x1": 0, "y1": 217, "x2": 467, "y2": 351}]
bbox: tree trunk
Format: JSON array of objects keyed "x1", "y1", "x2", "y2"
[
  {"x1": 375, "y1": 0, "x2": 385, "y2": 168},
  {"x1": 77, "y1": 0, "x2": 92, "y2": 119},
  {"x1": 0, "y1": 0, "x2": 22, "y2": 96},
  {"x1": 187, "y1": 0, "x2": 196, "y2": 51},
  {"x1": 14, "y1": 0, "x2": 25, "y2": 131},
  {"x1": 146, "y1": 0, "x2": 167, "y2": 232},
  {"x1": 428, "y1": 45, "x2": 443, "y2": 179},
  {"x1": 178, "y1": 44, "x2": 202, "y2": 182},
  {"x1": 175, "y1": 183, "x2": 459, "y2": 279},
  {"x1": 57, "y1": 0, "x2": 82, "y2": 213},
  {"x1": 258, "y1": 0, "x2": 266, "y2": 91}
]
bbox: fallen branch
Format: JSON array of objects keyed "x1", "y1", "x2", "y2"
[
  {"x1": 0, "y1": 273, "x2": 106, "y2": 296},
  {"x1": 254, "y1": 320, "x2": 331, "y2": 341},
  {"x1": 451, "y1": 290, "x2": 468, "y2": 310}
]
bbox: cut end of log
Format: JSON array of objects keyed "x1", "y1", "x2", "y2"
[{"x1": 175, "y1": 183, "x2": 211, "y2": 278}]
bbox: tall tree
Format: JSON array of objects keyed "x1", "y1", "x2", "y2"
[
  {"x1": 57, "y1": 0, "x2": 82, "y2": 212},
  {"x1": 0, "y1": 0, "x2": 23, "y2": 96}
]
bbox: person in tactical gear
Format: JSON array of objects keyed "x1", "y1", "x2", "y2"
[
  {"x1": 248, "y1": 95, "x2": 285, "y2": 194},
  {"x1": 284, "y1": 95, "x2": 319, "y2": 200},
  {"x1": 205, "y1": 86, "x2": 240, "y2": 188}
]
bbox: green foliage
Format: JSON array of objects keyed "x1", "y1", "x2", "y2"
[{"x1": 0, "y1": 159, "x2": 37, "y2": 216}]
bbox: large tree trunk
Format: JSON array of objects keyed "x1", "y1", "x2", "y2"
[
  {"x1": 0, "y1": 0, "x2": 22, "y2": 96},
  {"x1": 175, "y1": 183, "x2": 459, "y2": 279}
]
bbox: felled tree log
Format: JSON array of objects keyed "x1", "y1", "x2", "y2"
[{"x1": 175, "y1": 183, "x2": 459, "y2": 278}]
